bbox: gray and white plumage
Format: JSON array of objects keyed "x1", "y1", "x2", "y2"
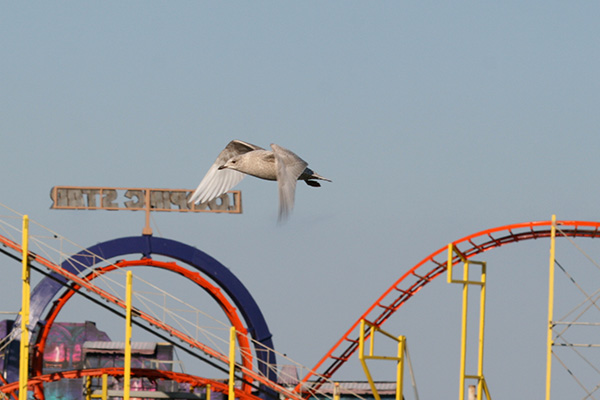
[{"x1": 189, "y1": 140, "x2": 331, "y2": 221}]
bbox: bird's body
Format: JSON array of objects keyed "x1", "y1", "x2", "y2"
[
  {"x1": 225, "y1": 149, "x2": 279, "y2": 181},
  {"x1": 189, "y1": 140, "x2": 331, "y2": 221}
]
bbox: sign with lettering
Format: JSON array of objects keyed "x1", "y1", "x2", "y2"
[{"x1": 50, "y1": 186, "x2": 241, "y2": 213}]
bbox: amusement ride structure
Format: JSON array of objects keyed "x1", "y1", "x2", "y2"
[{"x1": 1, "y1": 198, "x2": 600, "y2": 400}]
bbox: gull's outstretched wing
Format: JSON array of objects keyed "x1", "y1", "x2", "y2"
[
  {"x1": 189, "y1": 140, "x2": 263, "y2": 204},
  {"x1": 271, "y1": 143, "x2": 308, "y2": 221}
]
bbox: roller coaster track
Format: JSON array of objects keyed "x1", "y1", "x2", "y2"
[
  {"x1": 296, "y1": 220, "x2": 600, "y2": 396},
  {"x1": 3, "y1": 217, "x2": 599, "y2": 399},
  {"x1": 0, "y1": 233, "x2": 304, "y2": 400},
  {"x1": 30, "y1": 259, "x2": 254, "y2": 393},
  {"x1": 0, "y1": 367, "x2": 260, "y2": 400}
]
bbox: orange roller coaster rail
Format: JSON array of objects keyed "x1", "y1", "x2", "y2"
[
  {"x1": 0, "y1": 368, "x2": 261, "y2": 400},
  {"x1": 0, "y1": 234, "x2": 303, "y2": 400},
  {"x1": 30, "y1": 259, "x2": 254, "y2": 396},
  {"x1": 296, "y1": 219, "x2": 600, "y2": 396}
]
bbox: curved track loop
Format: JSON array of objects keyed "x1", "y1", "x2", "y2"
[
  {"x1": 0, "y1": 368, "x2": 261, "y2": 400},
  {"x1": 297, "y1": 220, "x2": 600, "y2": 396},
  {"x1": 0, "y1": 235, "x2": 302, "y2": 400},
  {"x1": 30, "y1": 259, "x2": 254, "y2": 394}
]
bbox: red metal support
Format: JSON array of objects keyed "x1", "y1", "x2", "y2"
[
  {"x1": 296, "y1": 220, "x2": 600, "y2": 397},
  {"x1": 0, "y1": 234, "x2": 302, "y2": 400},
  {"x1": 0, "y1": 368, "x2": 260, "y2": 400},
  {"x1": 30, "y1": 259, "x2": 254, "y2": 394}
]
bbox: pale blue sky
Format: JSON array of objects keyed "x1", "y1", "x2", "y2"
[{"x1": 2, "y1": 2, "x2": 600, "y2": 399}]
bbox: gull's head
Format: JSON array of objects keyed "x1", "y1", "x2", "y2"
[{"x1": 219, "y1": 156, "x2": 242, "y2": 171}]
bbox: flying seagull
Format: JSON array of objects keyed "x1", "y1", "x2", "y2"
[{"x1": 189, "y1": 140, "x2": 331, "y2": 221}]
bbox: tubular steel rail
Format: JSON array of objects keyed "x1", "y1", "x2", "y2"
[
  {"x1": 30, "y1": 259, "x2": 254, "y2": 394},
  {"x1": 0, "y1": 368, "x2": 261, "y2": 400},
  {"x1": 296, "y1": 220, "x2": 600, "y2": 397},
  {"x1": 0, "y1": 233, "x2": 304, "y2": 400}
]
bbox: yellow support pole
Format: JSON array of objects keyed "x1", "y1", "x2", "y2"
[
  {"x1": 206, "y1": 384, "x2": 211, "y2": 400},
  {"x1": 124, "y1": 271, "x2": 133, "y2": 400},
  {"x1": 458, "y1": 258, "x2": 469, "y2": 400},
  {"x1": 19, "y1": 215, "x2": 30, "y2": 400},
  {"x1": 358, "y1": 320, "x2": 381, "y2": 400},
  {"x1": 90, "y1": 374, "x2": 109, "y2": 400},
  {"x1": 333, "y1": 382, "x2": 340, "y2": 400},
  {"x1": 396, "y1": 336, "x2": 405, "y2": 400},
  {"x1": 369, "y1": 325, "x2": 375, "y2": 357},
  {"x1": 358, "y1": 319, "x2": 407, "y2": 400},
  {"x1": 447, "y1": 244, "x2": 454, "y2": 284},
  {"x1": 84, "y1": 376, "x2": 92, "y2": 400},
  {"x1": 229, "y1": 326, "x2": 236, "y2": 400},
  {"x1": 477, "y1": 263, "x2": 487, "y2": 400},
  {"x1": 101, "y1": 374, "x2": 108, "y2": 400},
  {"x1": 448, "y1": 244, "x2": 490, "y2": 400},
  {"x1": 545, "y1": 215, "x2": 557, "y2": 400}
]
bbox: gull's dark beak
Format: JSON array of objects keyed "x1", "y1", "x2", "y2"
[{"x1": 218, "y1": 165, "x2": 227, "y2": 170}]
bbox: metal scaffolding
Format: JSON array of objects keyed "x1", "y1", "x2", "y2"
[
  {"x1": 447, "y1": 243, "x2": 491, "y2": 400},
  {"x1": 546, "y1": 215, "x2": 600, "y2": 400}
]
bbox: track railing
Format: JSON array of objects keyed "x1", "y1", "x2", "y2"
[
  {"x1": 297, "y1": 220, "x2": 600, "y2": 397},
  {"x1": 0, "y1": 231, "x2": 305, "y2": 400}
]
